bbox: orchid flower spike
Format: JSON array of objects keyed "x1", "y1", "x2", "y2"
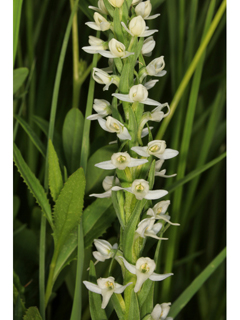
[
  {"x1": 93, "y1": 239, "x2": 118, "y2": 262},
  {"x1": 92, "y1": 68, "x2": 119, "y2": 91},
  {"x1": 82, "y1": 36, "x2": 108, "y2": 54},
  {"x1": 135, "y1": 0, "x2": 160, "y2": 20},
  {"x1": 86, "y1": 12, "x2": 111, "y2": 32},
  {"x1": 141, "y1": 36, "x2": 156, "y2": 56},
  {"x1": 151, "y1": 303, "x2": 173, "y2": 320},
  {"x1": 98, "y1": 38, "x2": 134, "y2": 59},
  {"x1": 119, "y1": 256, "x2": 173, "y2": 292},
  {"x1": 88, "y1": 0, "x2": 108, "y2": 15},
  {"x1": 131, "y1": 140, "x2": 179, "y2": 160},
  {"x1": 135, "y1": 218, "x2": 168, "y2": 240},
  {"x1": 112, "y1": 84, "x2": 161, "y2": 106},
  {"x1": 87, "y1": 99, "x2": 112, "y2": 121},
  {"x1": 112, "y1": 179, "x2": 168, "y2": 200},
  {"x1": 121, "y1": 16, "x2": 158, "y2": 37},
  {"x1": 95, "y1": 151, "x2": 148, "y2": 170},
  {"x1": 154, "y1": 159, "x2": 177, "y2": 178},
  {"x1": 147, "y1": 208, "x2": 180, "y2": 226},
  {"x1": 90, "y1": 176, "x2": 120, "y2": 198},
  {"x1": 83, "y1": 277, "x2": 132, "y2": 309},
  {"x1": 97, "y1": 116, "x2": 132, "y2": 140}
]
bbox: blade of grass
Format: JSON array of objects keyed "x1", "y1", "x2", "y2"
[
  {"x1": 155, "y1": 0, "x2": 227, "y2": 140},
  {"x1": 13, "y1": 0, "x2": 23, "y2": 65},
  {"x1": 169, "y1": 247, "x2": 226, "y2": 318}
]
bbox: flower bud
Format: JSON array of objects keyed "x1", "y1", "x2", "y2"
[
  {"x1": 129, "y1": 84, "x2": 148, "y2": 102},
  {"x1": 153, "y1": 200, "x2": 171, "y2": 215},
  {"x1": 135, "y1": 0, "x2": 152, "y2": 19},
  {"x1": 129, "y1": 15, "x2": 146, "y2": 36},
  {"x1": 108, "y1": 38, "x2": 127, "y2": 58},
  {"x1": 141, "y1": 36, "x2": 156, "y2": 56},
  {"x1": 93, "y1": 68, "x2": 111, "y2": 85},
  {"x1": 102, "y1": 176, "x2": 120, "y2": 191},
  {"x1": 93, "y1": 99, "x2": 111, "y2": 116},
  {"x1": 108, "y1": 0, "x2": 124, "y2": 7}
]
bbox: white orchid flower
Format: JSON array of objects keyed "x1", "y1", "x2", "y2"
[
  {"x1": 141, "y1": 36, "x2": 156, "y2": 56},
  {"x1": 86, "y1": 12, "x2": 111, "y2": 32},
  {"x1": 87, "y1": 99, "x2": 112, "y2": 121},
  {"x1": 147, "y1": 208, "x2": 180, "y2": 226},
  {"x1": 93, "y1": 239, "x2": 118, "y2": 262},
  {"x1": 146, "y1": 56, "x2": 167, "y2": 77},
  {"x1": 89, "y1": 0, "x2": 108, "y2": 15},
  {"x1": 112, "y1": 179, "x2": 168, "y2": 200},
  {"x1": 152, "y1": 200, "x2": 171, "y2": 219},
  {"x1": 98, "y1": 38, "x2": 134, "y2": 59},
  {"x1": 121, "y1": 16, "x2": 158, "y2": 37},
  {"x1": 135, "y1": 218, "x2": 168, "y2": 240},
  {"x1": 119, "y1": 256, "x2": 173, "y2": 292},
  {"x1": 135, "y1": 0, "x2": 160, "y2": 20},
  {"x1": 83, "y1": 277, "x2": 132, "y2": 309},
  {"x1": 82, "y1": 36, "x2": 108, "y2": 54},
  {"x1": 95, "y1": 152, "x2": 148, "y2": 170},
  {"x1": 97, "y1": 116, "x2": 132, "y2": 140},
  {"x1": 154, "y1": 159, "x2": 177, "y2": 178},
  {"x1": 92, "y1": 68, "x2": 119, "y2": 91},
  {"x1": 108, "y1": 0, "x2": 124, "y2": 8},
  {"x1": 131, "y1": 140, "x2": 179, "y2": 160},
  {"x1": 112, "y1": 84, "x2": 161, "y2": 106},
  {"x1": 90, "y1": 176, "x2": 120, "y2": 198},
  {"x1": 151, "y1": 303, "x2": 173, "y2": 320}
]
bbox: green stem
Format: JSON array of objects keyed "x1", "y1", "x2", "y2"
[
  {"x1": 39, "y1": 215, "x2": 46, "y2": 319},
  {"x1": 155, "y1": 0, "x2": 226, "y2": 140},
  {"x1": 45, "y1": 249, "x2": 59, "y2": 308}
]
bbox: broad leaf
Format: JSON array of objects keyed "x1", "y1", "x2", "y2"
[
  {"x1": 48, "y1": 139, "x2": 63, "y2": 201},
  {"x1": 13, "y1": 143, "x2": 53, "y2": 228},
  {"x1": 53, "y1": 167, "x2": 86, "y2": 251},
  {"x1": 62, "y1": 108, "x2": 84, "y2": 174},
  {"x1": 23, "y1": 307, "x2": 42, "y2": 320},
  {"x1": 13, "y1": 68, "x2": 29, "y2": 94}
]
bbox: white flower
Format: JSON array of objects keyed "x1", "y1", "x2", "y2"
[
  {"x1": 82, "y1": 36, "x2": 108, "y2": 54},
  {"x1": 154, "y1": 159, "x2": 177, "y2": 178},
  {"x1": 112, "y1": 84, "x2": 161, "y2": 106},
  {"x1": 93, "y1": 239, "x2": 118, "y2": 262},
  {"x1": 108, "y1": 0, "x2": 124, "y2": 8},
  {"x1": 141, "y1": 36, "x2": 156, "y2": 56},
  {"x1": 89, "y1": 0, "x2": 108, "y2": 15},
  {"x1": 151, "y1": 303, "x2": 173, "y2": 320},
  {"x1": 87, "y1": 99, "x2": 112, "y2": 121},
  {"x1": 86, "y1": 12, "x2": 111, "y2": 32},
  {"x1": 98, "y1": 38, "x2": 134, "y2": 59},
  {"x1": 92, "y1": 68, "x2": 119, "y2": 90},
  {"x1": 152, "y1": 200, "x2": 171, "y2": 218},
  {"x1": 121, "y1": 16, "x2": 158, "y2": 37},
  {"x1": 135, "y1": 218, "x2": 168, "y2": 240},
  {"x1": 97, "y1": 116, "x2": 132, "y2": 140},
  {"x1": 95, "y1": 152, "x2": 148, "y2": 170},
  {"x1": 144, "y1": 79, "x2": 159, "y2": 90},
  {"x1": 119, "y1": 256, "x2": 173, "y2": 292},
  {"x1": 146, "y1": 56, "x2": 167, "y2": 77},
  {"x1": 90, "y1": 176, "x2": 120, "y2": 198},
  {"x1": 135, "y1": 0, "x2": 160, "y2": 20},
  {"x1": 147, "y1": 208, "x2": 180, "y2": 226},
  {"x1": 112, "y1": 179, "x2": 168, "y2": 200},
  {"x1": 131, "y1": 140, "x2": 179, "y2": 160},
  {"x1": 83, "y1": 277, "x2": 132, "y2": 309}
]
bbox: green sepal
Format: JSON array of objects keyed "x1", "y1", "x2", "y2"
[
  {"x1": 113, "y1": 7, "x2": 125, "y2": 44},
  {"x1": 110, "y1": 293, "x2": 126, "y2": 320},
  {"x1": 53, "y1": 167, "x2": 86, "y2": 252},
  {"x1": 141, "y1": 315, "x2": 152, "y2": 320},
  {"x1": 127, "y1": 290, "x2": 141, "y2": 320},
  {"x1": 121, "y1": 0, "x2": 129, "y2": 24},
  {"x1": 88, "y1": 261, "x2": 108, "y2": 320},
  {"x1": 48, "y1": 139, "x2": 63, "y2": 202},
  {"x1": 148, "y1": 159, "x2": 156, "y2": 190},
  {"x1": 111, "y1": 190, "x2": 126, "y2": 228},
  {"x1": 13, "y1": 143, "x2": 53, "y2": 229},
  {"x1": 128, "y1": 106, "x2": 138, "y2": 146},
  {"x1": 103, "y1": 0, "x2": 115, "y2": 18},
  {"x1": 23, "y1": 307, "x2": 43, "y2": 320},
  {"x1": 138, "y1": 279, "x2": 154, "y2": 309},
  {"x1": 114, "y1": 57, "x2": 123, "y2": 73},
  {"x1": 13, "y1": 68, "x2": 29, "y2": 94}
]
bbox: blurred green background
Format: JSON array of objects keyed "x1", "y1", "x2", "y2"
[{"x1": 13, "y1": 0, "x2": 226, "y2": 319}]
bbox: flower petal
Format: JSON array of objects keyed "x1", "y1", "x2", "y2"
[
  {"x1": 101, "y1": 288, "x2": 114, "y2": 309},
  {"x1": 128, "y1": 158, "x2": 148, "y2": 167},
  {"x1": 149, "y1": 272, "x2": 173, "y2": 281},
  {"x1": 85, "y1": 22, "x2": 101, "y2": 31},
  {"x1": 144, "y1": 79, "x2": 159, "y2": 90},
  {"x1": 145, "y1": 13, "x2": 161, "y2": 20},
  {"x1": 144, "y1": 189, "x2": 168, "y2": 200},
  {"x1": 141, "y1": 29, "x2": 158, "y2": 37},
  {"x1": 131, "y1": 146, "x2": 149, "y2": 157},
  {"x1": 95, "y1": 160, "x2": 116, "y2": 170},
  {"x1": 89, "y1": 190, "x2": 112, "y2": 198},
  {"x1": 112, "y1": 93, "x2": 132, "y2": 102},
  {"x1": 144, "y1": 98, "x2": 161, "y2": 106},
  {"x1": 114, "y1": 282, "x2": 133, "y2": 294},
  {"x1": 98, "y1": 50, "x2": 117, "y2": 58},
  {"x1": 83, "y1": 281, "x2": 102, "y2": 294},
  {"x1": 158, "y1": 149, "x2": 179, "y2": 160},
  {"x1": 118, "y1": 256, "x2": 137, "y2": 274},
  {"x1": 117, "y1": 127, "x2": 132, "y2": 140}
]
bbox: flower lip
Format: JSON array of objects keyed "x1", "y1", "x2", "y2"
[{"x1": 129, "y1": 84, "x2": 148, "y2": 101}]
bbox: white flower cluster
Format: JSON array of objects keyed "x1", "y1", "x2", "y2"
[{"x1": 83, "y1": 0, "x2": 178, "y2": 314}]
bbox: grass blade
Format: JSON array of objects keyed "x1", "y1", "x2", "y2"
[{"x1": 13, "y1": 0, "x2": 23, "y2": 65}]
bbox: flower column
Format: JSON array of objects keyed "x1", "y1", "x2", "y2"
[{"x1": 83, "y1": 1, "x2": 179, "y2": 318}]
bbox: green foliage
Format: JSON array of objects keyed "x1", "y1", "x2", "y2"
[
  {"x1": 13, "y1": 0, "x2": 23, "y2": 64},
  {"x1": 13, "y1": 68, "x2": 29, "y2": 94},
  {"x1": 48, "y1": 139, "x2": 63, "y2": 201},
  {"x1": 23, "y1": 307, "x2": 43, "y2": 320}
]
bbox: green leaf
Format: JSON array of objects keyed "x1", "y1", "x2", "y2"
[
  {"x1": 62, "y1": 108, "x2": 84, "y2": 174},
  {"x1": 103, "y1": 0, "x2": 114, "y2": 17},
  {"x1": 169, "y1": 247, "x2": 226, "y2": 318},
  {"x1": 53, "y1": 167, "x2": 85, "y2": 251},
  {"x1": 48, "y1": 139, "x2": 63, "y2": 201},
  {"x1": 85, "y1": 144, "x2": 117, "y2": 194},
  {"x1": 88, "y1": 261, "x2": 108, "y2": 320},
  {"x1": 13, "y1": 143, "x2": 53, "y2": 228},
  {"x1": 14, "y1": 115, "x2": 46, "y2": 158},
  {"x1": 13, "y1": 68, "x2": 29, "y2": 94},
  {"x1": 128, "y1": 290, "x2": 140, "y2": 320},
  {"x1": 23, "y1": 307, "x2": 43, "y2": 320},
  {"x1": 13, "y1": 0, "x2": 23, "y2": 64},
  {"x1": 110, "y1": 294, "x2": 125, "y2": 320}
]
